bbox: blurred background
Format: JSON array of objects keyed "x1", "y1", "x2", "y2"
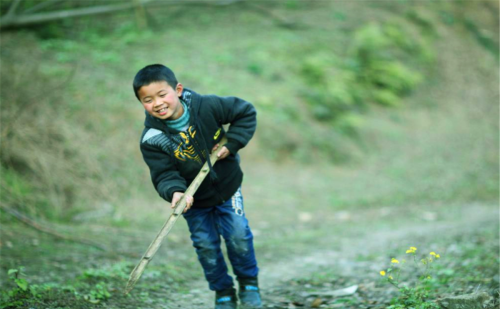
[{"x1": 0, "y1": 0, "x2": 498, "y2": 308}]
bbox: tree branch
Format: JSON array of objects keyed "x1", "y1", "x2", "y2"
[
  {"x1": 0, "y1": 0, "x2": 245, "y2": 30},
  {"x1": 0, "y1": 0, "x2": 153, "y2": 29},
  {"x1": 23, "y1": 0, "x2": 64, "y2": 15},
  {"x1": 5, "y1": 0, "x2": 23, "y2": 18},
  {"x1": 0, "y1": 203, "x2": 106, "y2": 251},
  {"x1": 243, "y1": 1, "x2": 298, "y2": 29}
]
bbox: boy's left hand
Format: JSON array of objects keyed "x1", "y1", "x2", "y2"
[{"x1": 212, "y1": 144, "x2": 230, "y2": 160}]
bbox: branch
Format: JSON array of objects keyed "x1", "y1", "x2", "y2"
[
  {"x1": 243, "y1": 1, "x2": 299, "y2": 29},
  {"x1": 0, "y1": 0, "x2": 245, "y2": 30},
  {"x1": 0, "y1": 0, "x2": 248, "y2": 30},
  {"x1": 0, "y1": 0, "x2": 154, "y2": 29},
  {"x1": 5, "y1": 0, "x2": 23, "y2": 18},
  {"x1": 23, "y1": 0, "x2": 64, "y2": 15},
  {"x1": 0, "y1": 203, "x2": 106, "y2": 251}
]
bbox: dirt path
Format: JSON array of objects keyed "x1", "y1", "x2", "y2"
[{"x1": 157, "y1": 203, "x2": 498, "y2": 308}]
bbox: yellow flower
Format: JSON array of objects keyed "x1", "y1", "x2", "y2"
[
  {"x1": 406, "y1": 247, "x2": 417, "y2": 254},
  {"x1": 430, "y1": 252, "x2": 436, "y2": 256},
  {"x1": 380, "y1": 271, "x2": 386, "y2": 276},
  {"x1": 391, "y1": 258, "x2": 400, "y2": 264},
  {"x1": 436, "y1": 254, "x2": 440, "y2": 259}
]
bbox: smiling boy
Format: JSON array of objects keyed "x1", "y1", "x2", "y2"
[{"x1": 133, "y1": 64, "x2": 261, "y2": 309}]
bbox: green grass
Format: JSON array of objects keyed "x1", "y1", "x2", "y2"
[
  {"x1": 272, "y1": 225, "x2": 499, "y2": 309},
  {"x1": 0, "y1": 223, "x2": 200, "y2": 309},
  {"x1": 0, "y1": 261, "x2": 200, "y2": 308},
  {"x1": 1, "y1": 1, "x2": 497, "y2": 222}
]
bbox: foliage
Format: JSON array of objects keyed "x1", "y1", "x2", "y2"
[
  {"x1": 0, "y1": 260, "x2": 200, "y2": 308},
  {"x1": 380, "y1": 247, "x2": 441, "y2": 309},
  {"x1": 0, "y1": 0, "x2": 497, "y2": 222},
  {"x1": 463, "y1": 18, "x2": 499, "y2": 59},
  {"x1": 433, "y1": 228, "x2": 500, "y2": 292},
  {"x1": 298, "y1": 20, "x2": 431, "y2": 128},
  {"x1": 0, "y1": 267, "x2": 29, "y2": 308},
  {"x1": 273, "y1": 225, "x2": 498, "y2": 309},
  {"x1": 0, "y1": 266, "x2": 110, "y2": 308}
]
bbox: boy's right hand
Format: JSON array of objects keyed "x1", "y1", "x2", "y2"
[{"x1": 171, "y1": 192, "x2": 194, "y2": 213}]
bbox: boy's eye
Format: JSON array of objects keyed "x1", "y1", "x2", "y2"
[{"x1": 159, "y1": 94, "x2": 166, "y2": 97}]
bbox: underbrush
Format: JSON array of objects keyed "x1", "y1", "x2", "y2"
[
  {"x1": 0, "y1": 261, "x2": 198, "y2": 309},
  {"x1": 268, "y1": 226, "x2": 499, "y2": 309}
]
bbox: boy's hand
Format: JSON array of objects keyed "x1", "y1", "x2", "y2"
[
  {"x1": 212, "y1": 144, "x2": 230, "y2": 160},
  {"x1": 171, "y1": 192, "x2": 194, "y2": 213}
]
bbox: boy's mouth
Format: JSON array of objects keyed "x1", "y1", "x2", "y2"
[{"x1": 157, "y1": 107, "x2": 168, "y2": 115}]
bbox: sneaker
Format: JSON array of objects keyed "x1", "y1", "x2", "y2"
[
  {"x1": 238, "y1": 278, "x2": 262, "y2": 309},
  {"x1": 215, "y1": 287, "x2": 238, "y2": 309}
]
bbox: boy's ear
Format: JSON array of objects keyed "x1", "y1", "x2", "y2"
[{"x1": 176, "y1": 83, "x2": 183, "y2": 97}]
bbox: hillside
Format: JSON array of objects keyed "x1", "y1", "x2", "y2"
[{"x1": 0, "y1": 1, "x2": 498, "y2": 308}]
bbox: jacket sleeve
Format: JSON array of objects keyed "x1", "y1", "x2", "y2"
[
  {"x1": 140, "y1": 141, "x2": 187, "y2": 203},
  {"x1": 212, "y1": 95, "x2": 257, "y2": 155}
]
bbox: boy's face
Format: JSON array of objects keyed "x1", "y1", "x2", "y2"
[{"x1": 138, "y1": 81, "x2": 184, "y2": 120}]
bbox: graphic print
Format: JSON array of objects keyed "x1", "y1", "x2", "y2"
[
  {"x1": 231, "y1": 188, "x2": 244, "y2": 216},
  {"x1": 174, "y1": 126, "x2": 202, "y2": 163}
]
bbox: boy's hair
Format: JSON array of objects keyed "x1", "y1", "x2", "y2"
[{"x1": 133, "y1": 64, "x2": 178, "y2": 100}]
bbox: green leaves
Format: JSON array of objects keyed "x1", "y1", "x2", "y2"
[
  {"x1": 14, "y1": 279, "x2": 28, "y2": 292},
  {"x1": 7, "y1": 267, "x2": 28, "y2": 291},
  {"x1": 7, "y1": 269, "x2": 19, "y2": 278},
  {"x1": 83, "y1": 282, "x2": 111, "y2": 304},
  {"x1": 298, "y1": 18, "x2": 433, "y2": 130},
  {"x1": 380, "y1": 248, "x2": 443, "y2": 309}
]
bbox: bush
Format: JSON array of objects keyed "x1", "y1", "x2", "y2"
[{"x1": 298, "y1": 20, "x2": 432, "y2": 126}]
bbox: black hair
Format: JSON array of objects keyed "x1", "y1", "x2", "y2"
[{"x1": 133, "y1": 64, "x2": 178, "y2": 101}]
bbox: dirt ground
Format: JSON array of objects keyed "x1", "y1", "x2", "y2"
[
  {"x1": 2, "y1": 196, "x2": 498, "y2": 309},
  {"x1": 148, "y1": 202, "x2": 499, "y2": 309}
]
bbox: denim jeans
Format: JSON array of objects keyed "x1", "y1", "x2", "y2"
[{"x1": 182, "y1": 188, "x2": 259, "y2": 291}]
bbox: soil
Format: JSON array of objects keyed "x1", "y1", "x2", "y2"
[{"x1": 153, "y1": 203, "x2": 499, "y2": 309}]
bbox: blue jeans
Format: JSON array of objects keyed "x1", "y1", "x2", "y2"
[{"x1": 182, "y1": 188, "x2": 259, "y2": 291}]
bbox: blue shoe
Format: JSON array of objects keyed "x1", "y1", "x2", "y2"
[
  {"x1": 215, "y1": 288, "x2": 238, "y2": 309},
  {"x1": 238, "y1": 278, "x2": 262, "y2": 309}
]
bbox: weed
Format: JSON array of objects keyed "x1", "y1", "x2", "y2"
[{"x1": 379, "y1": 247, "x2": 442, "y2": 309}]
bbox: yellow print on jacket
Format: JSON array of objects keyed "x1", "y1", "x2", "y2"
[
  {"x1": 174, "y1": 126, "x2": 202, "y2": 163},
  {"x1": 214, "y1": 128, "x2": 221, "y2": 140}
]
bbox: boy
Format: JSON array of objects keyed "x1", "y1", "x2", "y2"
[{"x1": 133, "y1": 64, "x2": 261, "y2": 309}]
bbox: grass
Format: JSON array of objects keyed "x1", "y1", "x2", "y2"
[
  {"x1": 270, "y1": 224, "x2": 499, "y2": 309},
  {"x1": 1, "y1": 1, "x2": 497, "y2": 222},
  {"x1": 0, "y1": 222, "x2": 200, "y2": 309}
]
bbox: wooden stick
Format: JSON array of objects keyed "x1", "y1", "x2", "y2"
[{"x1": 124, "y1": 136, "x2": 228, "y2": 294}]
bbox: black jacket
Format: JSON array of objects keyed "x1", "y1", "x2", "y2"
[{"x1": 140, "y1": 88, "x2": 257, "y2": 208}]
